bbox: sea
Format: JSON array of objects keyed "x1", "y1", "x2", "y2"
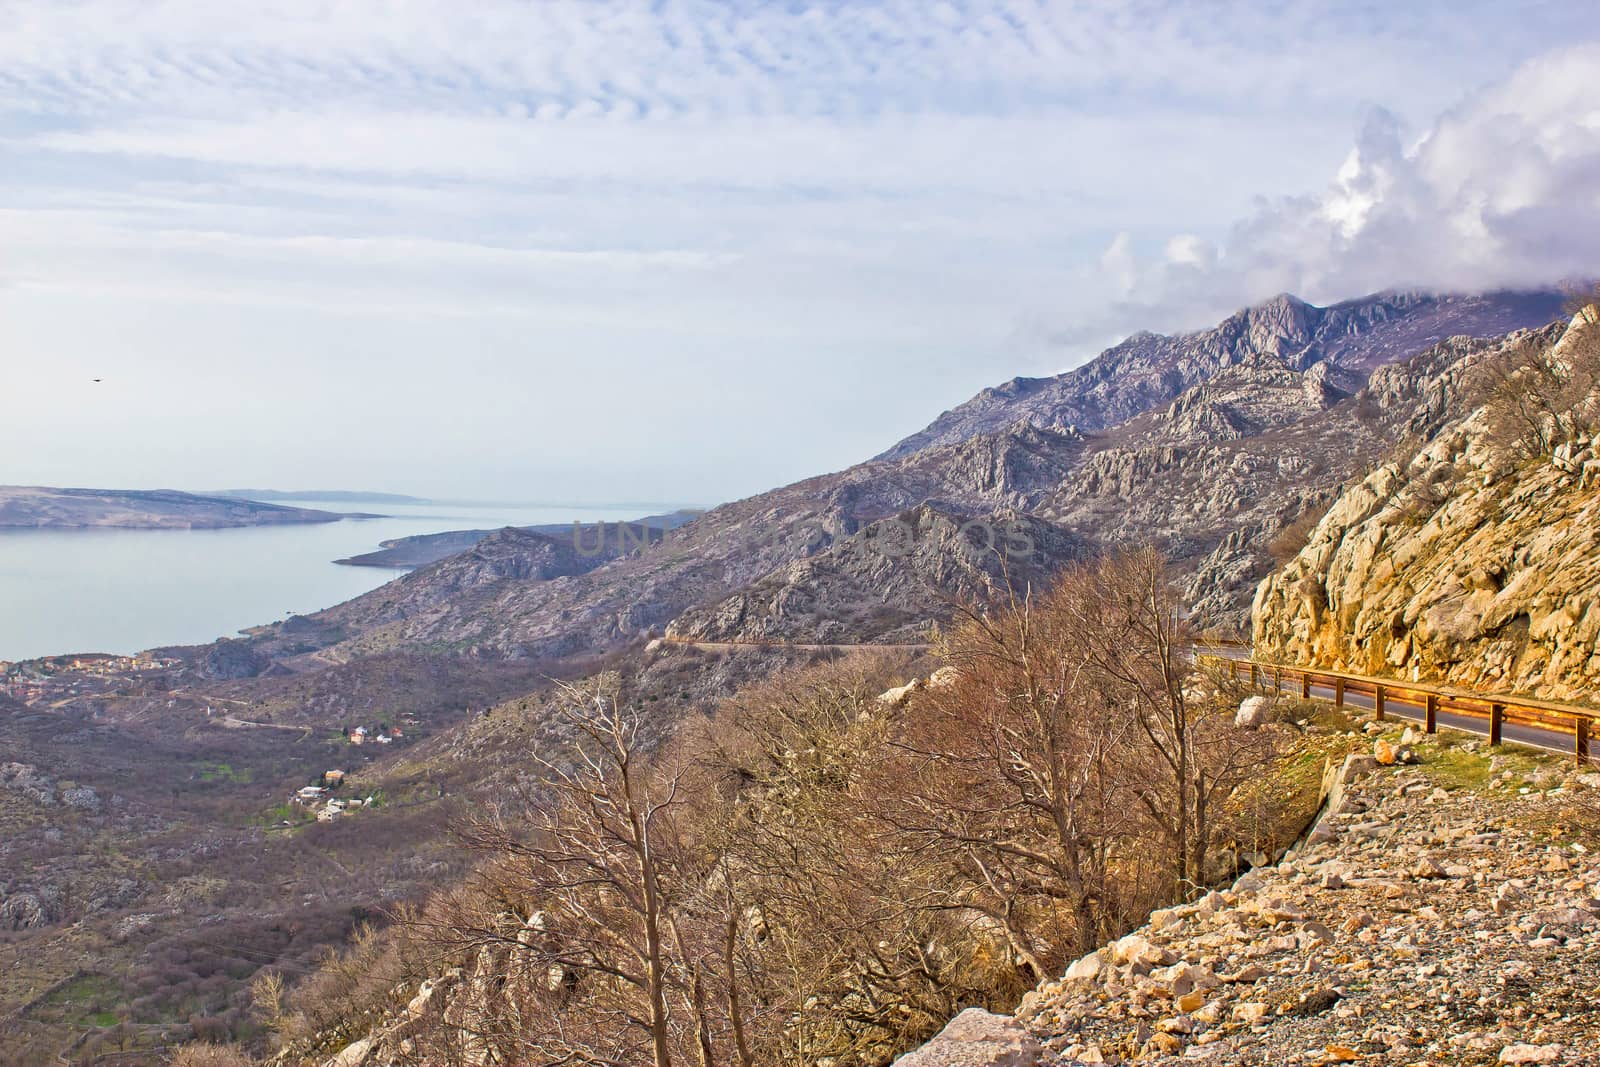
[{"x1": 0, "y1": 499, "x2": 654, "y2": 662}]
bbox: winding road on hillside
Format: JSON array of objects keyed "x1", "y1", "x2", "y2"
[
  {"x1": 1208, "y1": 644, "x2": 1598, "y2": 763},
  {"x1": 663, "y1": 636, "x2": 1595, "y2": 761}
]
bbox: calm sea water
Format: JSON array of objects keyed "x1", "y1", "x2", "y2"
[{"x1": 0, "y1": 500, "x2": 651, "y2": 661}]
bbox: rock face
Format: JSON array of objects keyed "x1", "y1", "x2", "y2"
[
  {"x1": 664, "y1": 507, "x2": 1089, "y2": 644},
  {"x1": 1255, "y1": 314, "x2": 1600, "y2": 700},
  {"x1": 983, "y1": 730, "x2": 1600, "y2": 1065}
]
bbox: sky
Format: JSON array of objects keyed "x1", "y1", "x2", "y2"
[{"x1": 2, "y1": 1, "x2": 1598, "y2": 506}]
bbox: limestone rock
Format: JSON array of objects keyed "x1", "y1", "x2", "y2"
[
  {"x1": 1253, "y1": 314, "x2": 1600, "y2": 700},
  {"x1": 893, "y1": 1008, "x2": 1040, "y2": 1067},
  {"x1": 1236, "y1": 695, "x2": 1273, "y2": 729},
  {"x1": 322, "y1": 1038, "x2": 373, "y2": 1067}
]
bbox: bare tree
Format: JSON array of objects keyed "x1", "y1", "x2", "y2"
[
  {"x1": 883, "y1": 577, "x2": 1140, "y2": 965},
  {"x1": 1475, "y1": 307, "x2": 1600, "y2": 461},
  {"x1": 685, "y1": 654, "x2": 1008, "y2": 1067},
  {"x1": 382, "y1": 562, "x2": 1275, "y2": 1067},
  {"x1": 413, "y1": 675, "x2": 701, "y2": 1067}
]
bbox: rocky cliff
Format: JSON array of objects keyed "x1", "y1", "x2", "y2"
[{"x1": 1254, "y1": 312, "x2": 1600, "y2": 701}]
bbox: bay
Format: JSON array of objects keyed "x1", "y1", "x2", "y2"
[{"x1": 0, "y1": 500, "x2": 651, "y2": 661}]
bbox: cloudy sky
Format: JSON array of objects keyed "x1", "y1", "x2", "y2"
[{"x1": 3, "y1": 1, "x2": 1598, "y2": 505}]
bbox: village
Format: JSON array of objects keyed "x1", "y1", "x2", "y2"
[
  {"x1": 0, "y1": 651, "x2": 180, "y2": 706},
  {"x1": 289, "y1": 767, "x2": 380, "y2": 822},
  {"x1": 277, "y1": 722, "x2": 412, "y2": 823}
]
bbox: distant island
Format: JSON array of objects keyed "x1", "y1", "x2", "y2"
[
  {"x1": 215, "y1": 488, "x2": 430, "y2": 505},
  {"x1": 0, "y1": 486, "x2": 358, "y2": 529},
  {"x1": 336, "y1": 508, "x2": 704, "y2": 568}
]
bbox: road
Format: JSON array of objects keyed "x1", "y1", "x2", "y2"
[
  {"x1": 655, "y1": 637, "x2": 932, "y2": 653},
  {"x1": 1208, "y1": 645, "x2": 1598, "y2": 762}
]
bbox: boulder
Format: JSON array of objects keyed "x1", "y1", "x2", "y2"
[
  {"x1": 1235, "y1": 695, "x2": 1273, "y2": 729},
  {"x1": 877, "y1": 679, "x2": 924, "y2": 708},
  {"x1": 323, "y1": 1038, "x2": 373, "y2": 1067},
  {"x1": 1111, "y1": 933, "x2": 1175, "y2": 969},
  {"x1": 1063, "y1": 949, "x2": 1106, "y2": 983},
  {"x1": 893, "y1": 1008, "x2": 1040, "y2": 1067}
]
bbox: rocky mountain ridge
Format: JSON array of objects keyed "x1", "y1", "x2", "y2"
[
  {"x1": 664, "y1": 505, "x2": 1089, "y2": 644},
  {"x1": 878, "y1": 290, "x2": 1565, "y2": 461},
  {"x1": 1254, "y1": 312, "x2": 1600, "y2": 700}
]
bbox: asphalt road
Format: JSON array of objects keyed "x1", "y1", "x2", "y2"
[{"x1": 1212, "y1": 648, "x2": 1596, "y2": 762}]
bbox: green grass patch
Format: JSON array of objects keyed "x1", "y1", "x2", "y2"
[{"x1": 194, "y1": 761, "x2": 254, "y2": 784}]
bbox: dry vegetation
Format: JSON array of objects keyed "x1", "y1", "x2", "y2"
[
  {"x1": 262, "y1": 550, "x2": 1302, "y2": 1067},
  {"x1": 1473, "y1": 286, "x2": 1600, "y2": 461}
]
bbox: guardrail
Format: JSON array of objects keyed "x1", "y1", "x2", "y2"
[{"x1": 1201, "y1": 650, "x2": 1599, "y2": 767}]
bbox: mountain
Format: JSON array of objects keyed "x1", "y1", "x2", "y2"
[
  {"x1": 664, "y1": 505, "x2": 1091, "y2": 644},
  {"x1": 878, "y1": 290, "x2": 1566, "y2": 461},
  {"x1": 1255, "y1": 309, "x2": 1599, "y2": 700},
  {"x1": 218, "y1": 288, "x2": 1562, "y2": 669},
  {"x1": 0, "y1": 486, "x2": 349, "y2": 529}
]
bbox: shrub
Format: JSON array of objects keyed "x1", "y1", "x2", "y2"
[
  {"x1": 167, "y1": 1043, "x2": 252, "y2": 1067},
  {"x1": 1268, "y1": 505, "x2": 1325, "y2": 563}
]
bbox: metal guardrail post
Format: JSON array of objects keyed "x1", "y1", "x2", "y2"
[
  {"x1": 1334, "y1": 677, "x2": 1345, "y2": 709},
  {"x1": 1300, "y1": 672, "x2": 1310, "y2": 699},
  {"x1": 1425, "y1": 694, "x2": 1438, "y2": 733},
  {"x1": 1577, "y1": 716, "x2": 1591, "y2": 767},
  {"x1": 1374, "y1": 684, "x2": 1386, "y2": 722},
  {"x1": 1489, "y1": 702, "x2": 1504, "y2": 746},
  {"x1": 1250, "y1": 663, "x2": 1259, "y2": 688},
  {"x1": 1273, "y1": 665, "x2": 1282, "y2": 691}
]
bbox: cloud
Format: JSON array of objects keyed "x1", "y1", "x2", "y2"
[
  {"x1": 0, "y1": 0, "x2": 1554, "y2": 122},
  {"x1": 3, "y1": 2, "x2": 1599, "y2": 499},
  {"x1": 1092, "y1": 44, "x2": 1600, "y2": 335}
]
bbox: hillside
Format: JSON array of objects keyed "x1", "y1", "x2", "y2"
[
  {"x1": 1255, "y1": 310, "x2": 1600, "y2": 700},
  {"x1": 0, "y1": 487, "x2": 350, "y2": 529},
  {"x1": 913, "y1": 728, "x2": 1600, "y2": 1066}
]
